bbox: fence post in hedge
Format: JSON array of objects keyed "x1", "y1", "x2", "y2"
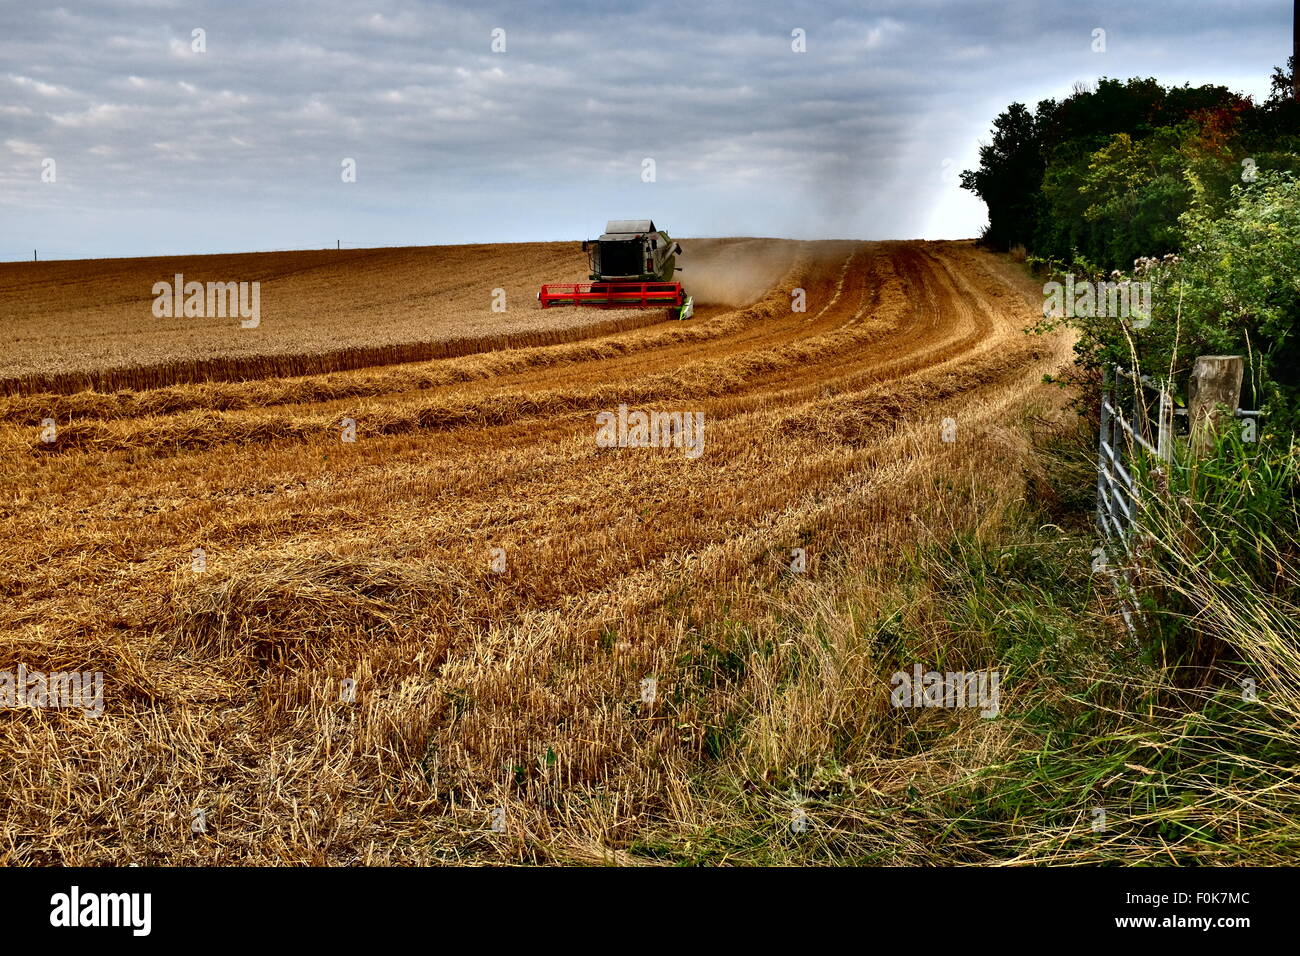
[{"x1": 1188, "y1": 355, "x2": 1244, "y2": 455}]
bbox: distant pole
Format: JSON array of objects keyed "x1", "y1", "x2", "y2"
[
  {"x1": 33, "y1": 249, "x2": 37, "y2": 261},
  {"x1": 337, "y1": 239, "x2": 340, "y2": 250}
]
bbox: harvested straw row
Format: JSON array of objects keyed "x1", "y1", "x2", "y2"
[
  {"x1": 0, "y1": 309, "x2": 670, "y2": 398},
  {"x1": 0, "y1": 273, "x2": 801, "y2": 425},
  {"x1": 27, "y1": 293, "x2": 934, "y2": 456}
]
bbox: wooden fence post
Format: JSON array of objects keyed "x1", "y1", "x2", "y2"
[{"x1": 1188, "y1": 355, "x2": 1244, "y2": 455}]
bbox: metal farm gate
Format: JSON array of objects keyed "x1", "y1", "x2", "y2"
[
  {"x1": 1096, "y1": 364, "x2": 1260, "y2": 628},
  {"x1": 1096, "y1": 366, "x2": 1171, "y2": 627}
]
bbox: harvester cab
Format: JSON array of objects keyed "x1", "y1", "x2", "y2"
[{"x1": 538, "y1": 220, "x2": 694, "y2": 320}]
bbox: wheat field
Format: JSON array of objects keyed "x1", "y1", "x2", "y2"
[
  {"x1": 0, "y1": 241, "x2": 696, "y2": 395},
  {"x1": 0, "y1": 238, "x2": 1073, "y2": 864}
]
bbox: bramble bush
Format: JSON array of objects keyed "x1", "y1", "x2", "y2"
[{"x1": 1033, "y1": 173, "x2": 1299, "y2": 433}]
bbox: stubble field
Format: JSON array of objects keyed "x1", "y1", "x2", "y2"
[{"x1": 0, "y1": 237, "x2": 1075, "y2": 864}]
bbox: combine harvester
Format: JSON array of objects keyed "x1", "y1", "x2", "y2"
[{"x1": 538, "y1": 220, "x2": 694, "y2": 320}]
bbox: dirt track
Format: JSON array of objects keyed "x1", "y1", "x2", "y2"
[{"x1": 0, "y1": 238, "x2": 1070, "y2": 864}]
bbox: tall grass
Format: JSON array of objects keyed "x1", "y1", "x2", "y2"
[{"x1": 646, "y1": 420, "x2": 1300, "y2": 865}]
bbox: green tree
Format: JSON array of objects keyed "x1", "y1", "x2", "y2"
[{"x1": 960, "y1": 102, "x2": 1043, "y2": 250}]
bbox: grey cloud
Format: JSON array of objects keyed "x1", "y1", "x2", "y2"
[{"x1": 0, "y1": 0, "x2": 1290, "y2": 258}]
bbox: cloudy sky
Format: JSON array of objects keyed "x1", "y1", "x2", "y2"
[{"x1": 0, "y1": 0, "x2": 1292, "y2": 260}]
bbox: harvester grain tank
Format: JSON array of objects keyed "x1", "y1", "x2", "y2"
[{"x1": 538, "y1": 220, "x2": 694, "y2": 320}]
